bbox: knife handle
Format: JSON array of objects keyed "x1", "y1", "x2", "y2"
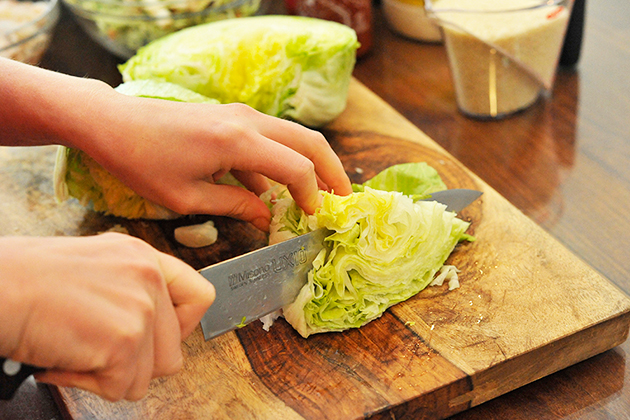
[{"x1": 0, "y1": 357, "x2": 45, "y2": 400}]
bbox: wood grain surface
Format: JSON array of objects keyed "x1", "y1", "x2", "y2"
[
  {"x1": 23, "y1": 79, "x2": 625, "y2": 419},
  {"x1": 2, "y1": 0, "x2": 630, "y2": 419}
]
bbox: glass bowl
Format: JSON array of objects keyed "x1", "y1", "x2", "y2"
[
  {"x1": 62, "y1": 0, "x2": 268, "y2": 59},
  {"x1": 0, "y1": 0, "x2": 61, "y2": 64}
]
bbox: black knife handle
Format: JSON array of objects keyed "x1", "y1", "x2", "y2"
[{"x1": 0, "y1": 357, "x2": 46, "y2": 400}]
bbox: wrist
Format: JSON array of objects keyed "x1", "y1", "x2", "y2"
[
  {"x1": 0, "y1": 237, "x2": 34, "y2": 358},
  {"x1": 0, "y1": 58, "x2": 116, "y2": 150},
  {"x1": 38, "y1": 75, "x2": 118, "y2": 153}
]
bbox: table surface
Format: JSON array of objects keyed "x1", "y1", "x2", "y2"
[{"x1": 2, "y1": 0, "x2": 629, "y2": 419}]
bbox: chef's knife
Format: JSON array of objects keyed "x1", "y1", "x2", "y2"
[{"x1": 0, "y1": 188, "x2": 481, "y2": 399}]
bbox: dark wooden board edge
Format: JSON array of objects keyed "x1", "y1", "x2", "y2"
[{"x1": 458, "y1": 311, "x2": 630, "y2": 408}]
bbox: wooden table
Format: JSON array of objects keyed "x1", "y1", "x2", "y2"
[{"x1": 2, "y1": 0, "x2": 629, "y2": 418}]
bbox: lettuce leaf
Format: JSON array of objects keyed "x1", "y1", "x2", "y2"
[
  {"x1": 267, "y1": 163, "x2": 471, "y2": 338},
  {"x1": 118, "y1": 15, "x2": 359, "y2": 127},
  {"x1": 113, "y1": 79, "x2": 220, "y2": 104},
  {"x1": 352, "y1": 162, "x2": 447, "y2": 198}
]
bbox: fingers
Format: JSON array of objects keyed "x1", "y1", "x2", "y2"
[
  {"x1": 244, "y1": 112, "x2": 353, "y2": 196},
  {"x1": 215, "y1": 129, "x2": 323, "y2": 215},
  {"x1": 156, "y1": 251, "x2": 216, "y2": 339},
  {"x1": 28, "y1": 235, "x2": 214, "y2": 402},
  {"x1": 162, "y1": 178, "x2": 272, "y2": 231},
  {"x1": 230, "y1": 169, "x2": 272, "y2": 197},
  {"x1": 216, "y1": 104, "x2": 351, "y2": 212},
  {"x1": 36, "y1": 368, "x2": 152, "y2": 402}
]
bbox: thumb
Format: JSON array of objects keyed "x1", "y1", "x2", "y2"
[{"x1": 157, "y1": 252, "x2": 215, "y2": 339}]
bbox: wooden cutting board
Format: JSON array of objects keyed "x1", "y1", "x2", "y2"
[{"x1": 2, "y1": 79, "x2": 629, "y2": 420}]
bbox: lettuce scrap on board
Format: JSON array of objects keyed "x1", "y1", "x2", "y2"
[
  {"x1": 263, "y1": 162, "x2": 473, "y2": 338},
  {"x1": 119, "y1": 15, "x2": 359, "y2": 127}
]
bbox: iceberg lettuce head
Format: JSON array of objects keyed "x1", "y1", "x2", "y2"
[
  {"x1": 266, "y1": 163, "x2": 472, "y2": 338},
  {"x1": 118, "y1": 15, "x2": 359, "y2": 127},
  {"x1": 53, "y1": 80, "x2": 218, "y2": 219}
]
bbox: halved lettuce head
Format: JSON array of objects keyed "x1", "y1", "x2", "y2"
[
  {"x1": 119, "y1": 15, "x2": 359, "y2": 127},
  {"x1": 266, "y1": 163, "x2": 472, "y2": 338},
  {"x1": 53, "y1": 80, "x2": 218, "y2": 219}
]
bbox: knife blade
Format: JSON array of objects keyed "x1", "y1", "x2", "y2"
[
  {"x1": 198, "y1": 188, "x2": 482, "y2": 340},
  {"x1": 420, "y1": 188, "x2": 483, "y2": 212},
  {"x1": 0, "y1": 188, "x2": 481, "y2": 399}
]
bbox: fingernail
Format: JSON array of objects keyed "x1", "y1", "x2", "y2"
[{"x1": 314, "y1": 193, "x2": 323, "y2": 210}]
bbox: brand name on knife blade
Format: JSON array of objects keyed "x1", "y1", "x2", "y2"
[{"x1": 227, "y1": 249, "x2": 309, "y2": 291}]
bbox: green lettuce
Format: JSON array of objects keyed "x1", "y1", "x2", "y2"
[
  {"x1": 352, "y1": 162, "x2": 447, "y2": 197},
  {"x1": 113, "y1": 79, "x2": 220, "y2": 104},
  {"x1": 53, "y1": 80, "x2": 218, "y2": 219},
  {"x1": 267, "y1": 163, "x2": 471, "y2": 338},
  {"x1": 118, "y1": 15, "x2": 359, "y2": 127}
]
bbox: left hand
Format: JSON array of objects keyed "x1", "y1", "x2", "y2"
[{"x1": 80, "y1": 96, "x2": 353, "y2": 231}]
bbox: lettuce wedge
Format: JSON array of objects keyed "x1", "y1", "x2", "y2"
[{"x1": 266, "y1": 163, "x2": 472, "y2": 338}]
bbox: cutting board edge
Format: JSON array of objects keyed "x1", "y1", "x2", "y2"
[{"x1": 451, "y1": 309, "x2": 630, "y2": 407}]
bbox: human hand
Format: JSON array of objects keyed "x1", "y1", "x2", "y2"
[
  {"x1": 78, "y1": 92, "x2": 353, "y2": 231},
  {"x1": 0, "y1": 233, "x2": 215, "y2": 401},
  {"x1": 1, "y1": 60, "x2": 352, "y2": 230}
]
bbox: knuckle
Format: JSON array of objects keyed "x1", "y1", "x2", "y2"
[
  {"x1": 115, "y1": 318, "x2": 148, "y2": 353},
  {"x1": 224, "y1": 102, "x2": 256, "y2": 117},
  {"x1": 224, "y1": 195, "x2": 254, "y2": 219},
  {"x1": 125, "y1": 390, "x2": 148, "y2": 402},
  {"x1": 93, "y1": 369, "x2": 135, "y2": 402},
  {"x1": 129, "y1": 258, "x2": 164, "y2": 290},
  {"x1": 293, "y1": 156, "x2": 316, "y2": 181},
  {"x1": 309, "y1": 130, "x2": 331, "y2": 149},
  {"x1": 160, "y1": 354, "x2": 184, "y2": 377},
  {"x1": 125, "y1": 381, "x2": 151, "y2": 401},
  {"x1": 110, "y1": 233, "x2": 152, "y2": 256}
]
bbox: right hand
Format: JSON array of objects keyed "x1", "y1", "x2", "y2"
[{"x1": 0, "y1": 233, "x2": 215, "y2": 401}]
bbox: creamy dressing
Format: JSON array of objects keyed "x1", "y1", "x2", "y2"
[{"x1": 429, "y1": 0, "x2": 570, "y2": 117}]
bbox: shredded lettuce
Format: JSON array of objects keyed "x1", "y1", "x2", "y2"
[
  {"x1": 267, "y1": 163, "x2": 472, "y2": 338},
  {"x1": 119, "y1": 15, "x2": 359, "y2": 127}
]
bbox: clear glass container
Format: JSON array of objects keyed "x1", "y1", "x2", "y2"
[
  {"x1": 0, "y1": 0, "x2": 60, "y2": 64},
  {"x1": 63, "y1": 0, "x2": 269, "y2": 59},
  {"x1": 382, "y1": 0, "x2": 442, "y2": 43},
  {"x1": 426, "y1": 0, "x2": 573, "y2": 119}
]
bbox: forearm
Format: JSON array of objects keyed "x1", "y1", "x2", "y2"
[{"x1": 0, "y1": 57, "x2": 116, "y2": 151}]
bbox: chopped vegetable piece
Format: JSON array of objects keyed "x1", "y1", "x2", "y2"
[{"x1": 265, "y1": 163, "x2": 472, "y2": 338}]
